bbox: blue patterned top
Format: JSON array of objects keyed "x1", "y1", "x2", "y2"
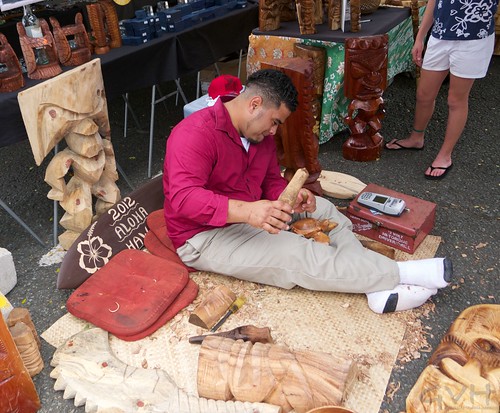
[{"x1": 432, "y1": 0, "x2": 499, "y2": 40}]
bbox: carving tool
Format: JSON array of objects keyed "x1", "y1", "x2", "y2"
[{"x1": 209, "y1": 296, "x2": 245, "y2": 332}]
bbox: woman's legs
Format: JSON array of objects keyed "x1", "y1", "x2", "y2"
[
  {"x1": 424, "y1": 74, "x2": 475, "y2": 178},
  {"x1": 386, "y1": 68, "x2": 449, "y2": 149}
]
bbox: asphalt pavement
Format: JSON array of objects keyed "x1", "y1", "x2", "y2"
[{"x1": 0, "y1": 57, "x2": 498, "y2": 413}]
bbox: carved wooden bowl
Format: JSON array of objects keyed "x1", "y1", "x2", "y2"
[
  {"x1": 306, "y1": 407, "x2": 355, "y2": 413},
  {"x1": 361, "y1": 0, "x2": 381, "y2": 14}
]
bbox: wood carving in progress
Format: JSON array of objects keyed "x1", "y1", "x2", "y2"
[
  {"x1": 16, "y1": 18, "x2": 62, "y2": 80},
  {"x1": 0, "y1": 33, "x2": 24, "y2": 92},
  {"x1": 17, "y1": 59, "x2": 120, "y2": 250},
  {"x1": 50, "y1": 327, "x2": 281, "y2": 413},
  {"x1": 262, "y1": 58, "x2": 323, "y2": 195},
  {"x1": 406, "y1": 304, "x2": 500, "y2": 412},
  {"x1": 197, "y1": 336, "x2": 357, "y2": 413},
  {"x1": 343, "y1": 34, "x2": 388, "y2": 161}
]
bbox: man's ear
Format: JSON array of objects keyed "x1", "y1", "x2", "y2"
[{"x1": 248, "y1": 95, "x2": 263, "y2": 113}]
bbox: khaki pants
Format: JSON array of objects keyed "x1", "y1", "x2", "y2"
[{"x1": 177, "y1": 196, "x2": 399, "y2": 293}]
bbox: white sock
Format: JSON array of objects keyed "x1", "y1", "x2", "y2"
[
  {"x1": 366, "y1": 285, "x2": 438, "y2": 314},
  {"x1": 397, "y1": 258, "x2": 453, "y2": 289}
]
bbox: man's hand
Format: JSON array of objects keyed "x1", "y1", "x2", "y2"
[
  {"x1": 292, "y1": 189, "x2": 316, "y2": 214},
  {"x1": 228, "y1": 199, "x2": 293, "y2": 234}
]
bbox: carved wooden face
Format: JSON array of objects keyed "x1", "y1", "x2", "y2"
[
  {"x1": 429, "y1": 304, "x2": 500, "y2": 373},
  {"x1": 344, "y1": 35, "x2": 389, "y2": 100}
]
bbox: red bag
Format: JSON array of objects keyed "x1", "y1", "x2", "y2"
[{"x1": 67, "y1": 249, "x2": 197, "y2": 340}]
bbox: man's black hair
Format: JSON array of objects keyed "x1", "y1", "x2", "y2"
[{"x1": 246, "y1": 69, "x2": 298, "y2": 112}]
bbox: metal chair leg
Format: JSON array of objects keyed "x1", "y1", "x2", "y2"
[{"x1": 0, "y1": 199, "x2": 46, "y2": 247}]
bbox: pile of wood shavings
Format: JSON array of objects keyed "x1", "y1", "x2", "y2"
[{"x1": 393, "y1": 301, "x2": 435, "y2": 364}]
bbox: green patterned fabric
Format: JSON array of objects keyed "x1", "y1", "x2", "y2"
[{"x1": 297, "y1": 10, "x2": 422, "y2": 143}]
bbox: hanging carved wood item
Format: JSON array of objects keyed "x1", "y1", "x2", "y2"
[
  {"x1": 0, "y1": 33, "x2": 24, "y2": 93},
  {"x1": 406, "y1": 304, "x2": 500, "y2": 412},
  {"x1": 16, "y1": 18, "x2": 62, "y2": 80},
  {"x1": 50, "y1": 13, "x2": 92, "y2": 67},
  {"x1": 197, "y1": 336, "x2": 357, "y2": 413},
  {"x1": 86, "y1": 0, "x2": 122, "y2": 54},
  {"x1": 17, "y1": 59, "x2": 120, "y2": 250},
  {"x1": 262, "y1": 57, "x2": 324, "y2": 195},
  {"x1": 343, "y1": 34, "x2": 388, "y2": 161}
]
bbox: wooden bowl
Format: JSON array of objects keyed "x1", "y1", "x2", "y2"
[{"x1": 306, "y1": 407, "x2": 355, "y2": 413}]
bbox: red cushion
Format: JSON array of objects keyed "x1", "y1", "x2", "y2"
[
  {"x1": 114, "y1": 279, "x2": 199, "y2": 341},
  {"x1": 67, "y1": 249, "x2": 189, "y2": 337}
]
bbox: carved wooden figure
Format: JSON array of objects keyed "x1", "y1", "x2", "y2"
[
  {"x1": 259, "y1": 0, "x2": 297, "y2": 31},
  {"x1": 50, "y1": 13, "x2": 92, "y2": 67},
  {"x1": 0, "y1": 314, "x2": 41, "y2": 413},
  {"x1": 16, "y1": 18, "x2": 62, "y2": 80},
  {"x1": 86, "y1": 0, "x2": 122, "y2": 55},
  {"x1": 296, "y1": 0, "x2": 317, "y2": 34},
  {"x1": 262, "y1": 57, "x2": 324, "y2": 195},
  {"x1": 328, "y1": 0, "x2": 342, "y2": 30},
  {"x1": 0, "y1": 33, "x2": 24, "y2": 93},
  {"x1": 343, "y1": 34, "x2": 388, "y2": 161},
  {"x1": 17, "y1": 59, "x2": 120, "y2": 250},
  {"x1": 350, "y1": 0, "x2": 361, "y2": 32},
  {"x1": 197, "y1": 336, "x2": 357, "y2": 413},
  {"x1": 406, "y1": 304, "x2": 500, "y2": 412}
]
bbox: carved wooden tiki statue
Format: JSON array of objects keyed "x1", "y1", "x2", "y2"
[
  {"x1": 343, "y1": 34, "x2": 388, "y2": 161},
  {"x1": 0, "y1": 33, "x2": 24, "y2": 93},
  {"x1": 406, "y1": 304, "x2": 500, "y2": 412}
]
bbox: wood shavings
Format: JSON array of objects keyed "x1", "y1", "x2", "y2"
[
  {"x1": 393, "y1": 302, "x2": 435, "y2": 365},
  {"x1": 385, "y1": 381, "x2": 400, "y2": 402}
]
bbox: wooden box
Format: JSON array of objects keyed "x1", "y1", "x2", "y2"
[{"x1": 345, "y1": 183, "x2": 436, "y2": 254}]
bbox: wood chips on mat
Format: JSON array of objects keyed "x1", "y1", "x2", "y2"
[{"x1": 42, "y1": 235, "x2": 441, "y2": 413}]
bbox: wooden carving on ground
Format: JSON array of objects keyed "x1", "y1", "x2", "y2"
[
  {"x1": 50, "y1": 13, "x2": 92, "y2": 67},
  {"x1": 343, "y1": 34, "x2": 388, "y2": 161},
  {"x1": 406, "y1": 304, "x2": 500, "y2": 412},
  {"x1": 17, "y1": 59, "x2": 120, "y2": 250},
  {"x1": 16, "y1": 18, "x2": 62, "y2": 80},
  {"x1": 262, "y1": 57, "x2": 324, "y2": 195},
  {"x1": 51, "y1": 328, "x2": 281, "y2": 412},
  {"x1": 86, "y1": 0, "x2": 122, "y2": 54},
  {"x1": 197, "y1": 336, "x2": 357, "y2": 413},
  {"x1": 0, "y1": 33, "x2": 24, "y2": 92}
]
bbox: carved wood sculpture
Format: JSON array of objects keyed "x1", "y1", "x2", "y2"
[
  {"x1": 296, "y1": 0, "x2": 317, "y2": 34},
  {"x1": 350, "y1": 0, "x2": 361, "y2": 32},
  {"x1": 328, "y1": 0, "x2": 342, "y2": 30},
  {"x1": 51, "y1": 327, "x2": 281, "y2": 412},
  {"x1": 262, "y1": 57, "x2": 324, "y2": 195},
  {"x1": 50, "y1": 13, "x2": 92, "y2": 67},
  {"x1": 0, "y1": 313, "x2": 41, "y2": 413},
  {"x1": 86, "y1": 0, "x2": 122, "y2": 55},
  {"x1": 0, "y1": 33, "x2": 25, "y2": 93},
  {"x1": 406, "y1": 304, "x2": 500, "y2": 412},
  {"x1": 197, "y1": 336, "x2": 357, "y2": 413},
  {"x1": 16, "y1": 18, "x2": 62, "y2": 80},
  {"x1": 343, "y1": 34, "x2": 388, "y2": 161},
  {"x1": 17, "y1": 59, "x2": 120, "y2": 250},
  {"x1": 189, "y1": 285, "x2": 237, "y2": 330}
]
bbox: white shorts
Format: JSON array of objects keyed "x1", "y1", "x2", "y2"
[{"x1": 422, "y1": 34, "x2": 495, "y2": 79}]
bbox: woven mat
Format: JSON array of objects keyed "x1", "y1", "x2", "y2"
[{"x1": 42, "y1": 235, "x2": 441, "y2": 413}]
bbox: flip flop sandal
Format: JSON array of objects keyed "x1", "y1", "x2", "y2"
[
  {"x1": 385, "y1": 139, "x2": 424, "y2": 151},
  {"x1": 424, "y1": 163, "x2": 453, "y2": 180}
]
